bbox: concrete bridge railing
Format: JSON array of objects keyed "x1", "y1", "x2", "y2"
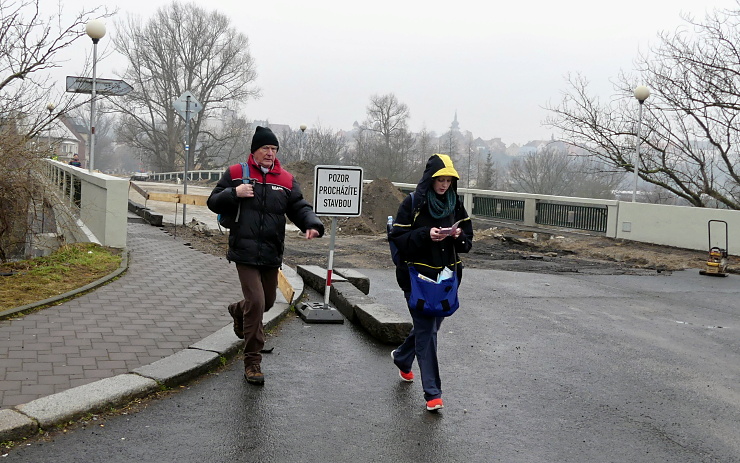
[{"x1": 39, "y1": 160, "x2": 128, "y2": 250}]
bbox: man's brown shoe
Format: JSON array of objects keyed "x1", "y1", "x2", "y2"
[
  {"x1": 244, "y1": 364, "x2": 264, "y2": 385},
  {"x1": 228, "y1": 304, "x2": 244, "y2": 339}
]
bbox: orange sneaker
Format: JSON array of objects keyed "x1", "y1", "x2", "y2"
[
  {"x1": 426, "y1": 398, "x2": 444, "y2": 411},
  {"x1": 399, "y1": 370, "x2": 414, "y2": 382},
  {"x1": 391, "y1": 350, "x2": 414, "y2": 382}
]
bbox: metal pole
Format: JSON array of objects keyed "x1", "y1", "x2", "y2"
[
  {"x1": 323, "y1": 217, "x2": 338, "y2": 309},
  {"x1": 299, "y1": 126, "x2": 306, "y2": 161},
  {"x1": 632, "y1": 102, "x2": 644, "y2": 202},
  {"x1": 182, "y1": 96, "x2": 190, "y2": 225},
  {"x1": 467, "y1": 144, "x2": 472, "y2": 188},
  {"x1": 89, "y1": 39, "x2": 99, "y2": 172}
]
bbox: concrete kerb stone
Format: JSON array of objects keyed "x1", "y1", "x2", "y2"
[
  {"x1": 190, "y1": 325, "x2": 244, "y2": 357},
  {"x1": 334, "y1": 268, "x2": 370, "y2": 295},
  {"x1": 14, "y1": 374, "x2": 158, "y2": 430},
  {"x1": 0, "y1": 409, "x2": 38, "y2": 442},
  {"x1": 296, "y1": 265, "x2": 347, "y2": 292},
  {"x1": 354, "y1": 303, "x2": 411, "y2": 345},
  {"x1": 132, "y1": 349, "x2": 221, "y2": 388},
  {"x1": 296, "y1": 265, "x2": 411, "y2": 344},
  {"x1": 329, "y1": 281, "x2": 374, "y2": 321},
  {"x1": 128, "y1": 199, "x2": 163, "y2": 226}
]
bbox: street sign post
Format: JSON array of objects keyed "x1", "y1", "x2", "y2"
[
  {"x1": 172, "y1": 90, "x2": 202, "y2": 122},
  {"x1": 172, "y1": 91, "x2": 203, "y2": 225},
  {"x1": 65, "y1": 76, "x2": 133, "y2": 96},
  {"x1": 298, "y1": 165, "x2": 364, "y2": 324}
]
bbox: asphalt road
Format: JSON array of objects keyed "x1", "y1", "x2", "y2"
[{"x1": 6, "y1": 269, "x2": 738, "y2": 463}]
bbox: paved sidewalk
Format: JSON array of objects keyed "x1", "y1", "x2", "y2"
[{"x1": 0, "y1": 220, "x2": 246, "y2": 410}]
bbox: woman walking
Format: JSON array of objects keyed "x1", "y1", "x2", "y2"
[{"x1": 389, "y1": 154, "x2": 473, "y2": 411}]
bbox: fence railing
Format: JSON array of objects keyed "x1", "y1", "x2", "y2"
[
  {"x1": 536, "y1": 201, "x2": 608, "y2": 233},
  {"x1": 473, "y1": 196, "x2": 526, "y2": 223},
  {"x1": 393, "y1": 183, "x2": 613, "y2": 235},
  {"x1": 145, "y1": 170, "x2": 223, "y2": 183}
]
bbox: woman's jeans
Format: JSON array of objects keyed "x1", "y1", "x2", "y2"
[{"x1": 393, "y1": 292, "x2": 444, "y2": 401}]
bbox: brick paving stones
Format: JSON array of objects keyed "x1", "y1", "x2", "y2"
[{"x1": 0, "y1": 222, "x2": 242, "y2": 409}]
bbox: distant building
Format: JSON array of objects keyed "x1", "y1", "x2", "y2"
[{"x1": 38, "y1": 115, "x2": 88, "y2": 165}]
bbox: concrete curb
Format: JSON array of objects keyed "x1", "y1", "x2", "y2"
[
  {"x1": 15, "y1": 375, "x2": 158, "y2": 429},
  {"x1": 0, "y1": 249, "x2": 130, "y2": 320},
  {"x1": 297, "y1": 265, "x2": 411, "y2": 345},
  {"x1": 0, "y1": 265, "x2": 304, "y2": 443},
  {"x1": 128, "y1": 200, "x2": 163, "y2": 226}
]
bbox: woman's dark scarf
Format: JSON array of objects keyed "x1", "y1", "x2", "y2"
[{"x1": 426, "y1": 189, "x2": 456, "y2": 219}]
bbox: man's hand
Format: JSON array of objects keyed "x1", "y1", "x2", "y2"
[
  {"x1": 235, "y1": 183, "x2": 254, "y2": 198},
  {"x1": 305, "y1": 229, "x2": 320, "y2": 240}
]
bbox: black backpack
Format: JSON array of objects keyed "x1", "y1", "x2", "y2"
[
  {"x1": 388, "y1": 192, "x2": 419, "y2": 266},
  {"x1": 217, "y1": 162, "x2": 250, "y2": 229}
]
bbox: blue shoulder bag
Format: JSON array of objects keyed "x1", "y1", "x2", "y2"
[{"x1": 407, "y1": 264, "x2": 460, "y2": 317}]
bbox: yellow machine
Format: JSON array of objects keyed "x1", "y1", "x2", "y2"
[{"x1": 699, "y1": 220, "x2": 729, "y2": 277}]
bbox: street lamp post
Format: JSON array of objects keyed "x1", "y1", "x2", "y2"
[
  {"x1": 633, "y1": 86, "x2": 650, "y2": 202},
  {"x1": 299, "y1": 124, "x2": 307, "y2": 161},
  {"x1": 46, "y1": 103, "x2": 55, "y2": 157},
  {"x1": 85, "y1": 19, "x2": 106, "y2": 172}
]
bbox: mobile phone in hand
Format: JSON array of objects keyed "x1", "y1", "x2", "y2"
[{"x1": 439, "y1": 220, "x2": 462, "y2": 235}]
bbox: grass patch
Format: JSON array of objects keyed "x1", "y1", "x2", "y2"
[{"x1": 0, "y1": 243, "x2": 122, "y2": 312}]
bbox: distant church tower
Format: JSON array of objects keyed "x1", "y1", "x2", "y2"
[{"x1": 450, "y1": 111, "x2": 460, "y2": 132}]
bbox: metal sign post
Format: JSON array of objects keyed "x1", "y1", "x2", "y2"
[
  {"x1": 172, "y1": 91, "x2": 202, "y2": 225},
  {"x1": 297, "y1": 165, "x2": 363, "y2": 324}
]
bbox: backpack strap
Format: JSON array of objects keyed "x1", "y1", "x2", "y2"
[
  {"x1": 409, "y1": 191, "x2": 422, "y2": 222},
  {"x1": 228, "y1": 162, "x2": 251, "y2": 223},
  {"x1": 229, "y1": 162, "x2": 250, "y2": 184}
]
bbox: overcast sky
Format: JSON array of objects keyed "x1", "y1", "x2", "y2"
[{"x1": 50, "y1": 0, "x2": 738, "y2": 145}]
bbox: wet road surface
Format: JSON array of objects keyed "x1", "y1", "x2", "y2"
[{"x1": 6, "y1": 269, "x2": 739, "y2": 463}]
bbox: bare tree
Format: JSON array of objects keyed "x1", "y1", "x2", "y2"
[
  {"x1": 463, "y1": 133, "x2": 475, "y2": 188},
  {"x1": 546, "y1": 5, "x2": 740, "y2": 209},
  {"x1": 0, "y1": 0, "x2": 108, "y2": 139},
  {"x1": 507, "y1": 146, "x2": 623, "y2": 198},
  {"x1": 111, "y1": 1, "x2": 259, "y2": 172},
  {"x1": 508, "y1": 147, "x2": 575, "y2": 195},
  {"x1": 408, "y1": 127, "x2": 435, "y2": 182},
  {"x1": 356, "y1": 93, "x2": 420, "y2": 180},
  {"x1": 441, "y1": 129, "x2": 459, "y2": 161},
  {"x1": 0, "y1": 0, "x2": 108, "y2": 260},
  {"x1": 195, "y1": 111, "x2": 251, "y2": 169},
  {"x1": 303, "y1": 125, "x2": 347, "y2": 165}
]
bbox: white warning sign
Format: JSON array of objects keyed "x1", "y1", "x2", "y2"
[{"x1": 313, "y1": 165, "x2": 363, "y2": 217}]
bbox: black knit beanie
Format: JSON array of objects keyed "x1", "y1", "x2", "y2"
[{"x1": 250, "y1": 126, "x2": 279, "y2": 153}]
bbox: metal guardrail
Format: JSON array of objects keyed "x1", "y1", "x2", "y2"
[
  {"x1": 536, "y1": 201, "x2": 608, "y2": 233},
  {"x1": 473, "y1": 196, "x2": 526, "y2": 222},
  {"x1": 146, "y1": 170, "x2": 223, "y2": 182}
]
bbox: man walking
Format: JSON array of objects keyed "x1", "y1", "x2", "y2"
[{"x1": 207, "y1": 126, "x2": 324, "y2": 384}]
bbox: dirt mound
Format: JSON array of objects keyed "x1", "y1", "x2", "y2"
[{"x1": 285, "y1": 161, "x2": 407, "y2": 235}]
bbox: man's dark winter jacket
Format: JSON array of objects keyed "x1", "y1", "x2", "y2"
[
  {"x1": 207, "y1": 154, "x2": 324, "y2": 267},
  {"x1": 389, "y1": 154, "x2": 473, "y2": 292}
]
